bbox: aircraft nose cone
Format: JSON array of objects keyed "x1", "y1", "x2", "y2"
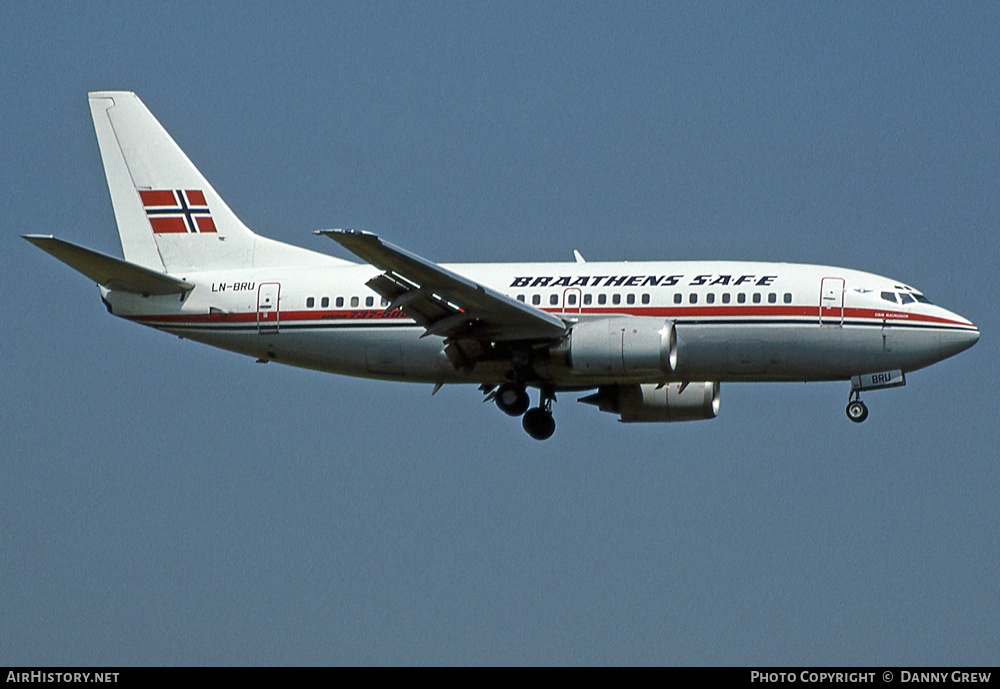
[
  {"x1": 939, "y1": 322, "x2": 979, "y2": 360},
  {"x1": 965, "y1": 326, "x2": 981, "y2": 349}
]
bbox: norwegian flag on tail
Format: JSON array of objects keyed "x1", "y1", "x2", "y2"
[{"x1": 139, "y1": 189, "x2": 217, "y2": 234}]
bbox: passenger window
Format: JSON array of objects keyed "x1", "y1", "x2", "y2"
[
  {"x1": 517, "y1": 295, "x2": 525, "y2": 303},
  {"x1": 336, "y1": 297, "x2": 344, "y2": 307},
  {"x1": 532, "y1": 294, "x2": 541, "y2": 306},
  {"x1": 568, "y1": 293, "x2": 577, "y2": 305},
  {"x1": 350, "y1": 296, "x2": 359, "y2": 307},
  {"x1": 583, "y1": 294, "x2": 592, "y2": 305},
  {"x1": 626, "y1": 294, "x2": 635, "y2": 305},
  {"x1": 784, "y1": 293, "x2": 792, "y2": 304},
  {"x1": 641, "y1": 294, "x2": 650, "y2": 305},
  {"x1": 722, "y1": 293, "x2": 731, "y2": 304},
  {"x1": 381, "y1": 298, "x2": 389, "y2": 307},
  {"x1": 737, "y1": 293, "x2": 746, "y2": 304},
  {"x1": 706, "y1": 293, "x2": 715, "y2": 304},
  {"x1": 549, "y1": 294, "x2": 558, "y2": 306},
  {"x1": 366, "y1": 296, "x2": 374, "y2": 307},
  {"x1": 612, "y1": 294, "x2": 621, "y2": 305},
  {"x1": 768, "y1": 293, "x2": 776, "y2": 304},
  {"x1": 752, "y1": 293, "x2": 761, "y2": 304},
  {"x1": 689, "y1": 293, "x2": 698, "y2": 304},
  {"x1": 673, "y1": 293, "x2": 682, "y2": 304},
  {"x1": 598, "y1": 294, "x2": 607, "y2": 305},
  {"x1": 306, "y1": 297, "x2": 315, "y2": 308},
  {"x1": 321, "y1": 297, "x2": 329, "y2": 308}
]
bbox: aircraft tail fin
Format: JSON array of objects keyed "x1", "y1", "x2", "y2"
[
  {"x1": 89, "y1": 91, "x2": 260, "y2": 272},
  {"x1": 89, "y1": 91, "x2": 345, "y2": 272}
]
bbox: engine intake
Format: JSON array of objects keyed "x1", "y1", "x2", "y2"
[{"x1": 579, "y1": 382, "x2": 720, "y2": 423}]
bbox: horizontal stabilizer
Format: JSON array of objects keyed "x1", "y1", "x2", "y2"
[{"x1": 23, "y1": 235, "x2": 193, "y2": 295}]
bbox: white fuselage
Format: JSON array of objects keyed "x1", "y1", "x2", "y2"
[{"x1": 103, "y1": 258, "x2": 979, "y2": 388}]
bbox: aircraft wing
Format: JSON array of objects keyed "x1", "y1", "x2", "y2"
[{"x1": 316, "y1": 229, "x2": 568, "y2": 342}]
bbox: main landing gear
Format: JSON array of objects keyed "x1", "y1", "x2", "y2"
[
  {"x1": 488, "y1": 383, "x2": 556, "y2": 440},
  {"x1": 522, "y1": 395, "x2": 556, "y2": 441},
  {"x1": 495, "y1": 382, "x2": 530, "y2": 417},
  {"x1": 845, "y1": 390, "x2": 869, "y2": 423}
]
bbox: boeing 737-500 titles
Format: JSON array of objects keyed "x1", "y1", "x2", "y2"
[{"x1": 25, "y1": 92, "x2": 980, "y2": 439}]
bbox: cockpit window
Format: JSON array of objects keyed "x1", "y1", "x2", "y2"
[{"x1": 882, "y1": 289, "x2": 931, "y2": 305}]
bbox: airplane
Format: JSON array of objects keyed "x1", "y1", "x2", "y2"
[{"x1": 24, "y1": 92, "x2": 980, "y2": 440}]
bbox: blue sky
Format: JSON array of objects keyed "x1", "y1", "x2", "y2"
[{"x1": 3, "y1": 2, "x2": 998, "y2": 665}]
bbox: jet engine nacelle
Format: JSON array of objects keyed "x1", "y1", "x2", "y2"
[
  {"x1": 579, "y1": 382, "x2": 720, "y2": 422},
  {"x1": 566, "y1": 317, "x2": 677, "y2": 376}
]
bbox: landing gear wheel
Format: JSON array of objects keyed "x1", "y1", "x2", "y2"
[
  {"x1": 522, "y1": 408, "x2": 556, "y2": 440},
  {"x1": 495, "y1": 382, "x2": 530, "y2": 417},
  {"x1": 846, "y1": 400, "x2": 869, "y2": 423}
]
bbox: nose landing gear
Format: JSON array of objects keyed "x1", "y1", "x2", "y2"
[
  {"x1": 845, "y1": 370, "x2": 906, "y2": 423},
  {"x1": 846, "y1": 391, "x2": 869, "y2": 423}
]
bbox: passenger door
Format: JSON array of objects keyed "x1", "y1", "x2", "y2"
[
  {"x1": 819, "y1": 277, "x2": 844, "y2": 327},
  {"x1": 257, "y1": 282, "x2": 281, "y2": 334}
]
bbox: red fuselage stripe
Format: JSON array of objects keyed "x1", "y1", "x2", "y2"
[{"x1": 127, "y1": 305, "x2": 973, "y2": 328}]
